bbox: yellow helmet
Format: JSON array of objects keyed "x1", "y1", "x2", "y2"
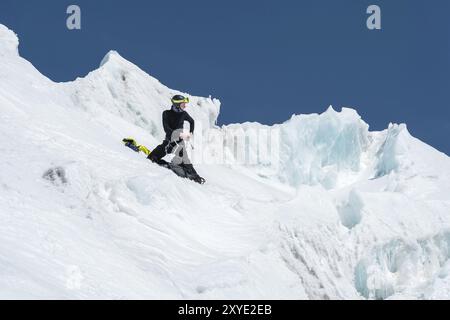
[{"x1": 171, "y1": 95, "x2": 189, "y2": 105}]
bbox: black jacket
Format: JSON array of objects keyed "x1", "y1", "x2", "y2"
[{"x1": 162, "y1": 108, "x2": 195, "y2": 140}]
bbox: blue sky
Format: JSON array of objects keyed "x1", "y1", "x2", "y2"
[{"x1": 0, "y1": 0, "x2": 449, "y2": 154}]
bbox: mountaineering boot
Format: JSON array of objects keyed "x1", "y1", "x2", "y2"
[
  {"x1": 123, "y1": 137, "x2": 151, "y2": 155},
  {"x1": 138, "y1": 145, "x2": 151, "y2": 156},
  {"x1": 182, "y1": 163, "x2": 206, "y2": 184},
  {"x1": 122, "y1": 138, "x2": 140, "y2": 152}
]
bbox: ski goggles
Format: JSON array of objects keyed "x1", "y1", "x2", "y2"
[{"x1": 171, "y1": 97, "x2": 190, "y2": 104}]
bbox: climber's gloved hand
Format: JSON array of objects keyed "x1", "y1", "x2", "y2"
[{"x1": 179, "y1": 132, "x2": 192, "y2": 141}]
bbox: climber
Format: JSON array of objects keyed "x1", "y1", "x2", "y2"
[{"x1": 147, "y1": 95, "x2": 205, "y2": 184}]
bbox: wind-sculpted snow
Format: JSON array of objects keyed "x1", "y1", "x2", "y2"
[{"x1": 1, "y1": 24, "x2": 450, "y2": 299}]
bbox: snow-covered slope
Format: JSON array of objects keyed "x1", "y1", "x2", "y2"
[{"x1": 1, "y1": 24, "x2": 450, "y2": 299}]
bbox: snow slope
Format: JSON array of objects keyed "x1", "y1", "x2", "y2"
[{"x1": 1, "y1": 24, "x2": 450, "y2": 299}]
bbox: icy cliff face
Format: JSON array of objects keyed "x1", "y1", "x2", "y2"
[{"x1": 1, "y1": 24, "x2": 450, "y2": 299}]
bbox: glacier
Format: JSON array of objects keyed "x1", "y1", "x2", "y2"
[{"x1": 1, "y1": 24, "x2": 450, "y2": 299}]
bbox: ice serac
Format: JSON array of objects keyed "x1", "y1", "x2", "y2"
[
  {"x1": 221, "y1": 106, "x2": 371, "y2": 189},
  {"x1": 1, "y1": 23, "x2": 450, "y2": 300},
  {"x1": 278, "y1": 106, "x2": 370, "y2": 188},
  {"x1": 375, "y1": 123, "x2": 410, "y2": 177},
  {"x1": 222, "y1": 105, "x2": 449, "y2": 191}
]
